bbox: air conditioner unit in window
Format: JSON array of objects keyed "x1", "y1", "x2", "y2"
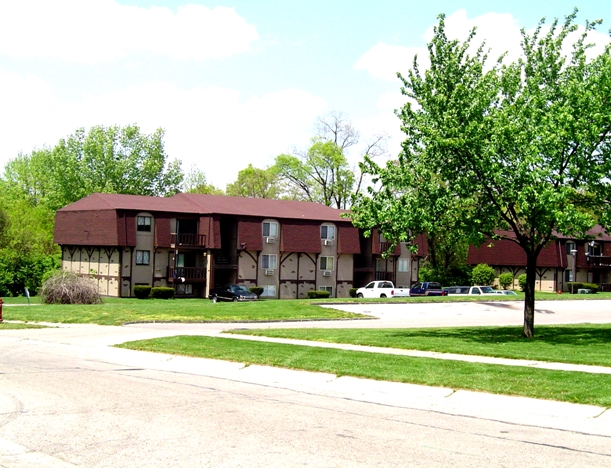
[
  {"x1": 323, "y1": 270, "x2": 331, "y2": 277},
  {"x1": 266, "y1": 237, "x2": 276, "y2": 244},
  {"x1": 265, "y1": 269, "x2": 274, "y2": 275},
  {"x1": 324, "y1": 239, "x2": 333, "y2": 246}
]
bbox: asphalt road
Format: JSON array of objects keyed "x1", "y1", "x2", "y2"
[{"x1": 1, "y1": 300, "x2": 610, "y2": 467}]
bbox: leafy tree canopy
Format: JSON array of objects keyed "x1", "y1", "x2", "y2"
[
  {"x1": 350, "y1": 10, "x2": 611, "y2": 337},
  {"x1": 3, "y1": 125, "x2": 183, "y2": 211}
]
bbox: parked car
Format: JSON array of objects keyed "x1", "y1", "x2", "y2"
[
  {"x1": 409, "y1": 282, "x2": 447, "y2": 296},
  {"x1": 355, "y1": 281, "x2": 410, "y2": 298},
  {"x1": 209, "y1": 284, "x2": 258, "y2": 302},
  {"x1": 494, "y1": 290, "x2": 518, "y2": 296},
  {"x1": 443, "y1": 286, "x2": 498, "y2": 296}
]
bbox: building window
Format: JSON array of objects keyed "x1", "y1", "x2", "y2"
[
  {"x1": 136, "y1": 250, "x2": 150, "y2": 265},
  {"x1": 176, "y1": 283, "x2": 193, "y2": 295},
  {"x1": 587, "y1": 242, "x2": 601, "y2": 256},
  {"x1": 137, "y1": 216, "x2": 152, "y2": 232},
  {"x1": 321, "y1": 225, "x2": 335, "y2": 240},
  {"x1": 565, "y1": 269, "x2": 573, "y2": 282},
  {"x1": 262, "y1": 254, "x2": 277, "y2": 269},
  {"x1": 398, "y1": 258, "x2": 409, "y2": 272},
  {"x1": 261, "y1": 285, "x2": 276, "y2": 297},
  {"x1": 320, "y1": 256, "x2": 334, "y2": 270},
  {"x1": 319, "y1": 286, "x2": 333, "y2": 296},
  {"x1": 263, "y1": 222, "x2": 278, "y2": 237},
  {"x1": 566, "y1": 242, "x2": 576, "y2": 255}
]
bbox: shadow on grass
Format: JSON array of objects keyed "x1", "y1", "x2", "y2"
[{"x1": 387, "y1": 325, "x2": 611, "y2": 346}]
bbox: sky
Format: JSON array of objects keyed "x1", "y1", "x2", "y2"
[{"x1": 1, "y1": 1, "x2": 611, "y2": 189}]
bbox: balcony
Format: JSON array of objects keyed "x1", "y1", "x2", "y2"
[
  {"x1": 168, "y1": 267, "x2": 207, "y2": 283},
  {"x1": 171, "y1": 233, "x2": 206, "y2": 248},
  {"x1": 375, "y1": 271, "x2": 394, "y2": 282},
  {"x1": 586, "y1": 255, "x2": 611, "y2": 268}
]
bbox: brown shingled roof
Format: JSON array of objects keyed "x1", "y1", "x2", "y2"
[{"x1": 59, "y1": 192, "x2": 351, "y2": 223}]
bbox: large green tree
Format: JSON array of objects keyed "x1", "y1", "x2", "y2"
[
  {"x1": 4, "y1": 125, "x2": 183, "y2": 211},
  {"x1": 226, "y1": 164, "x2": 280, "y2": 198},
  {"x1": 351, "y1": 11, "x2": 611, "y2": 337},
  {"x1": 182, "y1": 165, "x2": 223, "y2": 195}
]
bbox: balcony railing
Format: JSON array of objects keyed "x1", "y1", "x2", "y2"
[
  {"x1": 168, "y1": 267, "x2": 206, "y2": 282},
  {"x1": 375, "y1": 271, "x2": 394, "y2": 282},
  {"x1": 171, "y1": 233, "x2": 206, "y2": 248},
  {"x1": 380, "y1": 242, "x2": 392, "y2": 253},
  {"x1": 586, "y1": 255, "x2": 611, "y2": 268}
]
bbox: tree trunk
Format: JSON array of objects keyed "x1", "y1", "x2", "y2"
[{"x1": 522, "y1": 251, "x2": 537, "y2": 338}]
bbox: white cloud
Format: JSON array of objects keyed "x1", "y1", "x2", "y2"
[
  {"x1": 0, "y1": 71, "x2": 326, "y2": 188},
  {"x1": 0, "y1": 1, "x2": 259, "y2": 63},
  {"x1": 356, "y1": 9, "x2": 611, "y2": 82},
  {"x1": 353, "y1": 43, "x2": 428, "y2": 81}
]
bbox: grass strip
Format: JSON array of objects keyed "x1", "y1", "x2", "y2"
[
  {"x1": 117, "y1": 335, "x2": 611, "y2": 407},
  {"x1": 0, "y1": 299, "x2": 367, "y2": 326},
  {"x1": 229, "y1": 325, "x2": 611, "y2": 367},
  {"x1": 0, "y1": 322, "x2": 47, "y2": 329}
]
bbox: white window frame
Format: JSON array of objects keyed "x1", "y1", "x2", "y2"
[
  {"x1": 263, "y1": 222, "x2": 278, "y2": 238},
  {"x1": 398, "y1": 258, "x2": 409, "y2": 272},
  {"x1": 261, "y1": 285, "x2": 277, "y2": 297},
  {"x1": 320, "y1": 256, "x2": 334, "y2": 271},
  {"x1": 320, "y1": 225, "x2": 335, "y2": 240},
  {"x1": 319, "y1": 286, "x2": 333, "y2": 296},
  {"x1": 136, "y1": 250, "x2": 150, "y2": 265},
  {"x1": 137, "y1": 216, "x2": 152, "y2": 232},
  {"x1": 261, "y1": 254, "x2": 277, "y2": 269},
  {"x1": 566, "y1": 241, "x2": 576, "y2": 255}
]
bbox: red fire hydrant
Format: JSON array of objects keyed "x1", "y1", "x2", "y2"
[{"x1": 0, "y1": 298, "x2": 3, "y2": 322}]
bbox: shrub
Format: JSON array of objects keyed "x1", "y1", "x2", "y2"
[
  {"x1": 151, "y1": 287, "x2": 174, "y2": 299},
  {"x1": 518, "y1": 274, "x2": 527, "y2": 291},
  {"x1": 498, "y1": 272, "x2": 514, "y2": 290},
  {"x1": 307, "y1": 290, "x2": 331, "y2": 299},
  {"x1": 567, "y1": 282, "x2": 598, "y2": 293},
  {"x1": 39, "y1": 270, "x2": 102, "y2": 305},
  {"x1": 349, "y1": 288, "x2": 357, "y2": 298},
  {"x1": 471, "y1": 263, "x2": 496, "y2": 286},
  {"x1": 249, "y1": 286, "x2": 264, "y2": 297},
  {"x1": 134, "y1": 285, "x2": 152, "y2": 299}
]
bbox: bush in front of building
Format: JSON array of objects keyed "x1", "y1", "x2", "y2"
[
  {"x1": 307, "y1": 290, "x2": 331, "y2": 299},
  {"x1": 498, "y1": 272, "x2": 514, "y2": 290},
  {"x1": 151, "y1": 287, "x2": 174, "y2": 299},
  {"x1": 471, "y1": 263, "x2": 496, "y2": 286},
  {"x1": 349, "y1": 288, "x2": 357, "y2": 298},
  {"x1": 39, "y1": 270, "x2": 102, "y2": 305},
  {"x1": 134, "y1": 286, "x2": 152, "y2": 299},
  {"x1": 249, "y1": 286, "x2": 264, "y2": 297},
  {"x1": 566, "y1": 282, "x2": 599, "y2": 293},
  {"x1": 518, "y1": 274, "x2": 527, "y2": 291}
]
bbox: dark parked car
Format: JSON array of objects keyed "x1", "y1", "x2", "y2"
[
  {"x1": 209, "y1": 284, "x2": 258, "y2": 302},
  {"x1": 409, "y1": 282, "x2": 448, "y2": 296}
]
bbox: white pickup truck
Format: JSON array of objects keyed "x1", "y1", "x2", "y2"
[
  {"x1": 355, "y1": 281, "x2": 410, "y2": 298},
  {"x1": 443, "y1": 285, "x2": 498, "y2": 296}
]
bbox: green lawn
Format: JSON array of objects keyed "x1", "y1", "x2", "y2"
[
  {"x1": 0, "y1": 298, "x2": 367, "y2": 326},
  {"x1": 229, "y1": 325, "x2": 611, "y2": 367},
  {"x1": 117, "y1": 335, "x2": 611, "y2": 407}
]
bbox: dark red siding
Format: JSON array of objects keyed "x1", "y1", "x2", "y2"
[
  {"x1": 281, "y1": 222, "x2": 322, "y2": 253},
  {"x1": 54, "y1": 210, "x2": 121, "y2": 246},
  {"x1": 155, "y1": 216, "x2": 172, "y2": 248},
  {"x1": 337, "y1": 224, "x2": 360, "y2": 254},
  {"x1": 238, "y1": 219, "x2": 263, "y2": 251}
]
